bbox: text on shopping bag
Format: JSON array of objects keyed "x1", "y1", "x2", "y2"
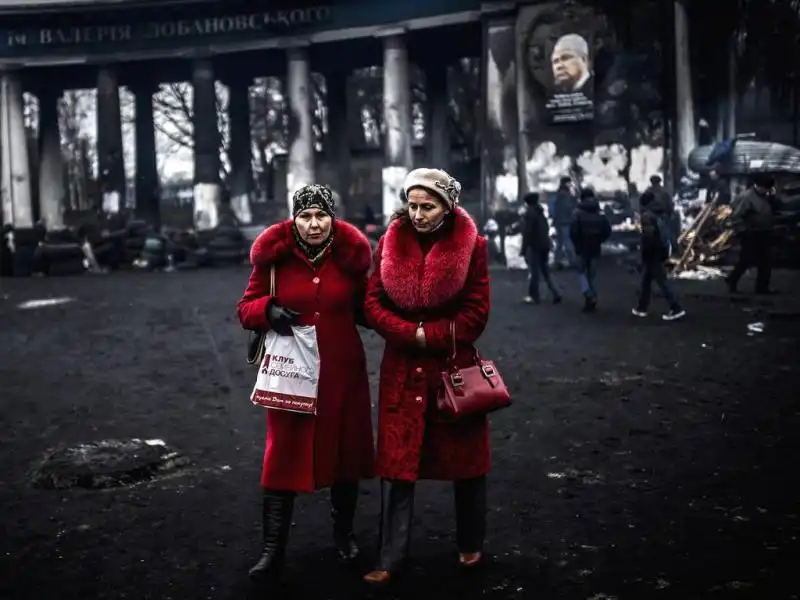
[{"x1": 250, "y1": 326, "x2": 320, "y2": 415}]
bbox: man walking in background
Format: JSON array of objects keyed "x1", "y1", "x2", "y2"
[
  {"x1": 643, "y1": 175, "x2": 677, "y2": 251},
  {"x1": 569, "y1": 188, "x2": 611, "y2": 312},
  {"x1": 520, "y1": 192, "x2": 562, "y2": 305},
  {"x1": 631, "y1": 191, "x2": 686, "y2": 321},
  {"x1": 550, "y1": 176, "x2": 578, "y2": 269},
  {"x1": 726, "y1": 174, "x2": 780, "y2": 294}
]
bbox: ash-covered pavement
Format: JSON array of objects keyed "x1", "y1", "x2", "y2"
[{"x1": 1, "y1": 262, "x2": 798, "y2": 600}]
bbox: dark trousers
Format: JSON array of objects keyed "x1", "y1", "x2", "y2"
[
  {"x1": 376, "y1": 476, "x2": 486, "y2": 571},
  {"x1": 525, "y1": 248, "x2": 561, "y2": 301},
  {"x1": 728, "y1": 231, "x2": 773, "y2": 292},
  {"x1": 577, "y1": 255, "x2": 597, "y2": 300},
  {"x1": 637, "y1": 257, "x2": 681, "y2": 311}
]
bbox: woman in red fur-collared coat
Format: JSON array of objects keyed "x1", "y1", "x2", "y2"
[
  {"x1": 362, "y1": 168, "x2": 492, "y2": 585},
  {"x1": 237, "y1": 184, "x2": 374, "y2": 582}
]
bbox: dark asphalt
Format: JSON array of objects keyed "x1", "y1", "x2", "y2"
[{"x1": 1, "y1": 262, "x2": 798, "y2": 600}]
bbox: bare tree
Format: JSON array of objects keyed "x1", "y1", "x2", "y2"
[
  {"x1": 152, "y1": 81, "x2": 230, "y2": 182},
  {"x1": 120, "y1": 88, "x2": 135, "y2": 183},
  {"x1": 250, "y1": 76, "x2": 287, "y2": 194},
  {"x1": 23, "y1": 92, "x2": 39, "y2": 138},
  {"x1": 59, "y1": 90, "x2": 97, "y2": 211}
]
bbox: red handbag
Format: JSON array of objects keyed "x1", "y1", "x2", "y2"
[{"x1": 437, "y1": 322, "x2": 511, "y2": 420}]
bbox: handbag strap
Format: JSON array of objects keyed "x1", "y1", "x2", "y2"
[
  {"x1": 449, "y1": 320, "x2": 483, "y2": 366},
  {"x1": 449, "y1": 321, "x2": 457, "y2": 362},
  {"x1": 269, "y1": 264, "x2": 276, "y2": 296}
]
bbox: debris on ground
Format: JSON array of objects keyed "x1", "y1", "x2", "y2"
[
  {"x1": 672, "y1": 204, "x2": 734, "y2": 274},
  {"x1": 673, "y1": 265, "x2": 727, "y2": 280}
]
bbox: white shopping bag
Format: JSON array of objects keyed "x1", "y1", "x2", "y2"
[{"x1": 250, "y1": 326, "x2": 320, "y2": 415}]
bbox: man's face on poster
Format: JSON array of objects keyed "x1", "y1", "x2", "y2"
[{"x1": 551, "y1": 34, "x2": 589, "y2": 91}]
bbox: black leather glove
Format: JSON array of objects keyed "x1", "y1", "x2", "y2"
[{"x1": 267, "y1": 303, "x2": 300, "y2": 336}]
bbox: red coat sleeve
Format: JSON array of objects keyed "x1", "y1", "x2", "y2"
[
  {"x1": 423, "y1": 237, "x2": 491, "y2": 351},
  {"x1": 236, "y1": 263, "x2": 274, "y2": 331},
  {"x1": 364, "y1": 237, "x2": 419, "y2": 347}
]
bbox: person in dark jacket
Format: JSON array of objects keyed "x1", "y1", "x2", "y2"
[
  {"x1": 643, "y1": 175, "x2": 677, "y2": 252},
  {"x1": 725, "y1": 174, "x2": 780, "y2": 294},
  {"x1": 569, "y1": 188, "x2": 611, "y2": 311},
  {"x1": 705, "y1": 168, "x2": 731, "y2": 206},
  {"x1": 549, "y1": 176, "x2": 578, "y2": 268},
  {"x1": 643, "y1": 175, "x2": 674, "y2": 216},
  {"x1": 631, "y1": 191, "x2": 686, "y2": 321},
  {"x1": 520, "y1": 192, "x2": 562, "y2": 304}
]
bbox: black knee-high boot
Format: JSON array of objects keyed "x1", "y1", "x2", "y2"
[
  {"x1": 249, "y1": 489, "x2": 295, "y2": 579},
  {"x1": 330, "y1": 481, "x2": 360, "y2": 563},
  {"x1": 454, "y1": 476, "x2": 487, "y2": 561},
  {"x1": 364, "y1": 479, "x2": 416, "y2": 584}
]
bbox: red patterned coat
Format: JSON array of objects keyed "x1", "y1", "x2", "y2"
[
  {"x1": 364, "y1": 208, "x2": 492, "y2": 482},
  {"x1": 237, "y1": 220, "x2": 374, "y2": 493}
]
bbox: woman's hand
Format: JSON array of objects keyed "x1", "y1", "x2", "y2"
[
  {"x1": 415, "y1": 326, "x2": 426, "y2": 348},
  {"x1": 267, "y1": 303, "x2": 300, "y2": 336}
]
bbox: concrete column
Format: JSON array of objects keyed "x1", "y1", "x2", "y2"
[
  {"x1": 132, "y1": 80, "x2": 160, "y2": 229},
  {"x1": 286, "y1": 47, "x2": 315, "y2": 217},
  {"x1": 480, "y1": 16, "x2": 519, "y2": 220},
  {"x1": 382, "y1": 34, "x2": 413, "y2": 223},
  {"x1": 192, "y1": 58, "x2": 222, "y2": 230},
  {"x1": 96, "y1": 66, "x2": 126, "y2": 214},
  {"x1": 725, "y1": 32, "x2": 737, "y2": 139},
  {"x1": 226, "y1": 74, "x2": 254, "y2": 224},
  {"x1": 324, "y1": 68, "x2": 351, "y2": 218},
  {"x1": 37, "y1": 88, "x2": 66, "y2": 229},
  {"x1": 0, "y1": 71, "x2": 34, "y2": 228},
  {"x1": 674, "y1": 0, "x2": 696, "y2": 172},
  {"x1": 424, "y1": 59, "x2": 449, "y2": 170}
]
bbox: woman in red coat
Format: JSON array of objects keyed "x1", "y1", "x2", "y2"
[
  {"x1": 362, "y1": 168, "x2": 492, "y2": 585},
  {"x1": 237, "y1": 184, "x2": 374, "y2": 581}
]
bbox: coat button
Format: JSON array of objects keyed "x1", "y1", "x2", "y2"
[
  {"x1": 415, "y1": 396, "x2": 423, "y2": 404},
  {"x1": 314, "y1": 311, "x2": 320, "y2": 320},
  {"x1": 415, "y1": 367, "x2": 423, "y2": 373},
  {"x1": 312, "y1": 277, "x2": 320, "y2": 284}
]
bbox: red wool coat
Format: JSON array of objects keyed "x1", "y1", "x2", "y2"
[
  {"x1": 237, "y1": 220, "x2": 374, "y2": 493},
  {"x1": 364, "y1": 208, "x2": 492, "y2": 482}
]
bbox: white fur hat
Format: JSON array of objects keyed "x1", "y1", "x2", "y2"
[{"x1": 402, "y1": 168, "x2": 462, "y2": 209}]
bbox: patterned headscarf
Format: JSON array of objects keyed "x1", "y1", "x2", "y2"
[
  {"x1": 291, "y1": 184, "x2": 336, "y2": 263},
  {"x1": 292, "y1": 184, "x2": 336, "y2": 218}
]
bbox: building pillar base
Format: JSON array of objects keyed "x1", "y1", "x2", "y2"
[
  {"x1": 1, "y1": 71, "x2": 34, "y2": 228},
  {"x1": 382, "y1": 34, "x2": 413, "y2": 223},
  {"x1": 96, "y1": 66, "x2": 126, "y2": 215},
  {"x1": 192, "y1": 58, "x2": 222, "y2": 230},
  {"x1": 286, "y1": 47, "x2": 315, "y2": 218}
]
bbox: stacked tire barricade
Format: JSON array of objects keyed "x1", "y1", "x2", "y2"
[
  {"x1": 679, "y1": 138, "x2": 800, "y2": 273},
  {"x1": 0, "y1": 218, "x2": 250, "y2": 278}
]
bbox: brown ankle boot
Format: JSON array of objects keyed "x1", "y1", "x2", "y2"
[
  {"x1": 363, "y1": 569, "x2": 392, "y2": 585},
  {"x1": 458, "y1": 552, "x2": 483, "y2": 568}
]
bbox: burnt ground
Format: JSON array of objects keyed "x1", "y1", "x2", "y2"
[{"x1": 0, "y1": 261, "x2": 798, "y2": 600}]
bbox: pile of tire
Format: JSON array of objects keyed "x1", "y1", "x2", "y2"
[
  {"x1": 78, "y1": 223, "x2": 123, "y2": 270},
  {"x1": 34, "y1": 228, "x2": 87, "y2": 276},
  {"x1": 1, "y1": 225, "x2": 45, "y2": 277},
  {"x1": 135, "y1": 233, "x2": 169, "y2": 270},
  {"x1": 77, "y1": 217, "x2": 154, "y2": 270},
  {"x1": 122, "y1": 219, "x2": 152, "y2": 264},
  {"x1": 197, "y1": 224, "x2": 248, "y2": 266}
]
